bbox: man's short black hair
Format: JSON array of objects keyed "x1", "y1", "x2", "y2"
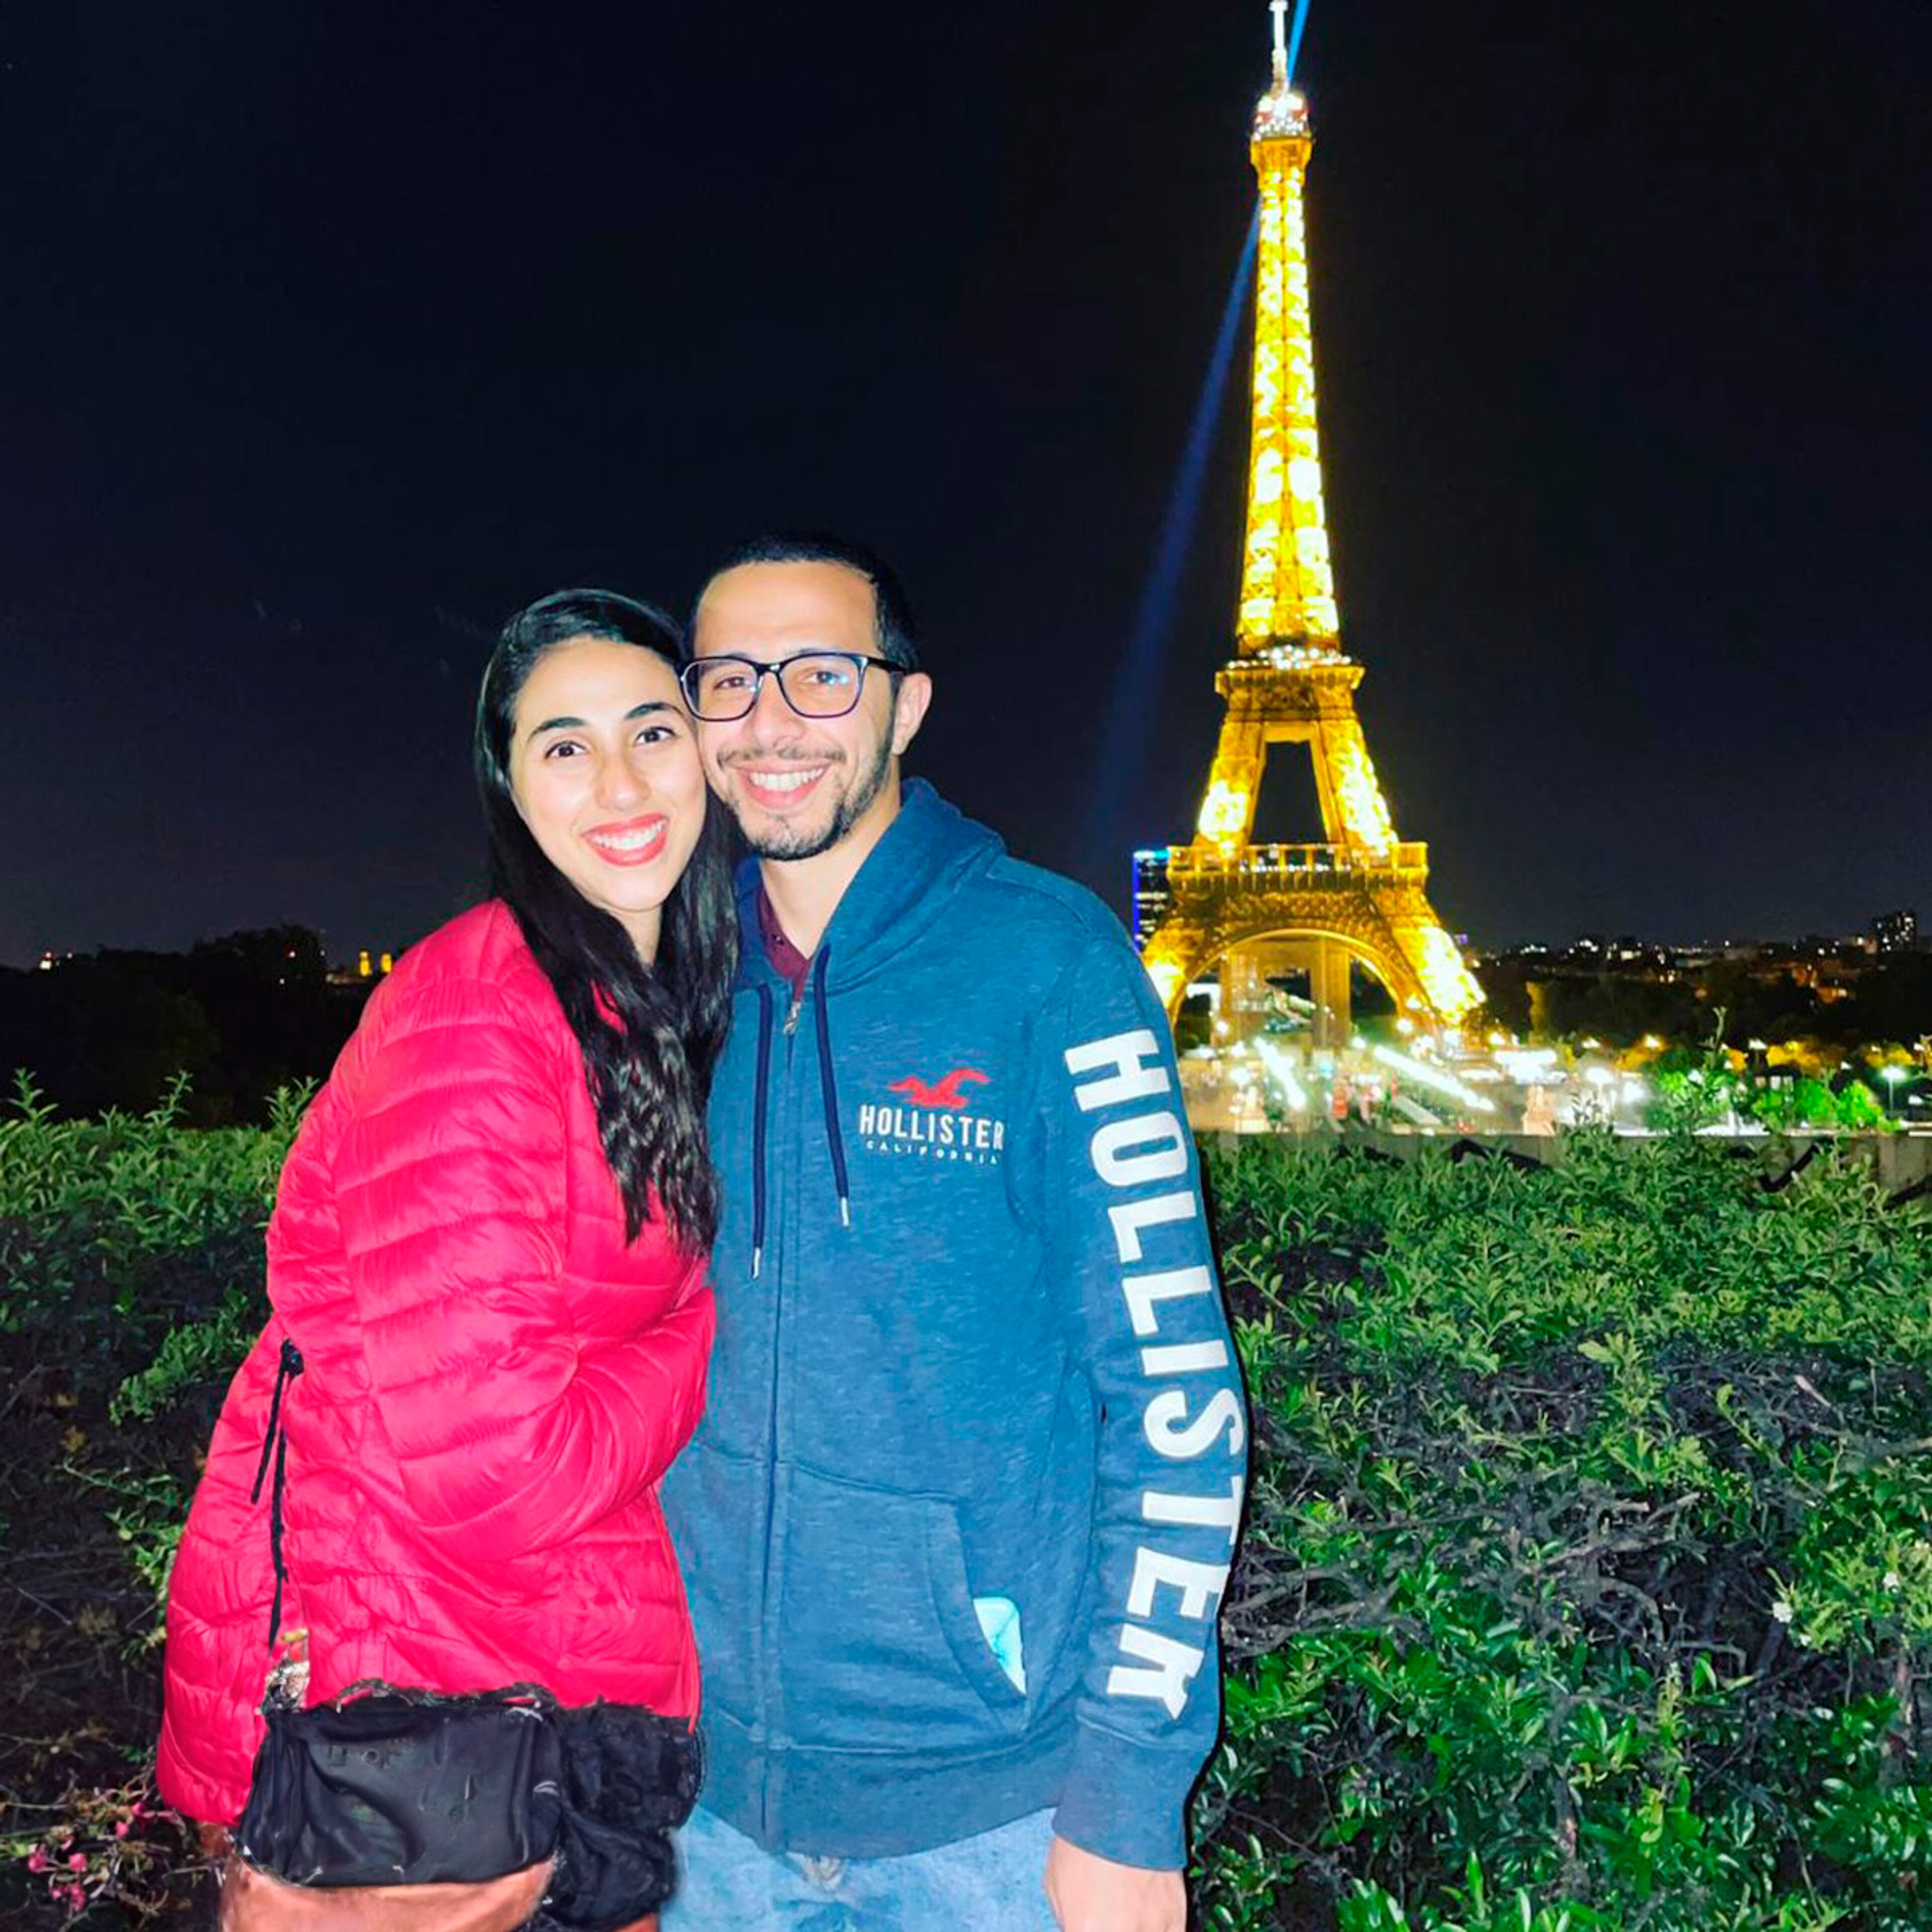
[{"x1": 693, "y1": 531, "x2": 921, "y2": 672}]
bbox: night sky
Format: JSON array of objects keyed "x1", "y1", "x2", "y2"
[{"x1": 4, "y1": 1, "x2": 1927, "y2": 969}]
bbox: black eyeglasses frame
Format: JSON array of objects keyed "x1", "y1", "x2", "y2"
[{"x1": 678, "y1": 651, "x2": 906, "y2": 722}]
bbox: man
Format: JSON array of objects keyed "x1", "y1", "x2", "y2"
[{"x1": 662, "y1": 534, "x2": 1247, "y2": 1931}]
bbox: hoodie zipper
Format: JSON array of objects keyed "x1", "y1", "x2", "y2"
[
  {"x1": 749, "y1": 950, "x2": 850, "y2": 1838},
  {"x1": 755, "y1": 978, "x2": 802, "y2": 1838}
]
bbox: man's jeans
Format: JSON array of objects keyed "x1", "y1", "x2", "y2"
[{"x1": 661, "y1": 1803, "x2": 1060, "y2": 1930}]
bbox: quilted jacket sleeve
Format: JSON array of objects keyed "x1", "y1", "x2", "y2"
[{"x1": 332, "y1": 977, "x2": 712, "y2": 1561}]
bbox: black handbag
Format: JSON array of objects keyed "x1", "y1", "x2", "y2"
[
  {"x1": 236, "y1": 1680, "x2": 564, "y2": 1889},
  {"x1": 234, "y1": 1346, "x2": 702, "y2": 1928},
  {"x1": 235, "y1": 1677, "x2": 702, "y2": 1930}
]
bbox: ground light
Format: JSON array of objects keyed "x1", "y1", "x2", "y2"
[
  {"x1": 1251, "y1": 1037, "x2": 1311, "y2": 1112},
  {"x1": 1881, "y1": 1065, "x2": 1908, "y2": 1115},
  {"x1": 1369, "y1": 1042, "x2": 1496, "y2": 1115}
]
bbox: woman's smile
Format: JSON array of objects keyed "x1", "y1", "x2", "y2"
[{"x1": 585, "y1": 813, "x2": 670, "y2": 864}]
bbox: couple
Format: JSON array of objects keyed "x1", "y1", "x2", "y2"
[{"x1": 158, "y1": 534, "x2": 1248, "y2": 1932}]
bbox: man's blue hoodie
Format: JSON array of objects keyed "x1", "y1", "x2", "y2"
[{"x1": 662, "y1": 782, "x2": 1247, "y2": 1872}]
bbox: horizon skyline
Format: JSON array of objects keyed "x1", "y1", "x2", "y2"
[{"x1": 10, "y1": 893, "x2": 1924, "y2": 978}]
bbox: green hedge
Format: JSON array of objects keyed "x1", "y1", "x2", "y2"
[
  {"x1": 1, "y1": 1077, "x2": 296, "y2": 1927},
  {"x1": 4, "y1": 1077, "x2": 1930, "y2": 1928},
  {"x1": 1195, "y1": 1133, "x2": 1932, "y2": 1930}
]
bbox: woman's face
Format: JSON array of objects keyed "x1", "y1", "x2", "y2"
[{"x1": 508, "y1": 636, "x2": 709, "y2": 962}]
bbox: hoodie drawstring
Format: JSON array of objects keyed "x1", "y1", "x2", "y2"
[
  {"x1": 810, "y1": 948, "x2": 852, "y2": 1229},
  {"x1": 251, "y1": 1337, "x2": 305, "y2": 1648},
  {"x1": 746, "y1": 949, "x2": 851, "y2": 1279},
  {"x1": 750, "y1": 985, "x2": 774, "y2": 1278}
]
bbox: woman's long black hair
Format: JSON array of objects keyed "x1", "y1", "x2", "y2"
[{"x1": 476, "y1": 590, "x2": 737, "y2": 1252}]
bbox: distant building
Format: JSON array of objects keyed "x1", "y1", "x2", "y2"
[
  {"x1": 1132, "y1": 849, "x2": 1172, "y2": 954},
  {"x1": 325, "y1": 947, "x2": 397, "y2": 990},
  {"x1": 1873, "y1": 909, "x2": 1920, "y2": 954}
]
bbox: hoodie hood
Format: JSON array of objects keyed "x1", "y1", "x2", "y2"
[{"x1": 731, "y1": 779, "x2": 1004, "y2": 992}]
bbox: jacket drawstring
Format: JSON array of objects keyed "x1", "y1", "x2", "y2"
[
  {"x1": 750, "y1": 985, "x2": 773, "y2": 1278},
  {"x1": 810, "y1": 949, "x2": 852, "y2": 1229},
  {"x1": 251, "y1": 1337, "x2": 305, "y2": 1648}
]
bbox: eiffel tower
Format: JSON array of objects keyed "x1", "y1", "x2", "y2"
[{"x1": 1139, "y1": 7, "x2": 1480, "y2": 1046}]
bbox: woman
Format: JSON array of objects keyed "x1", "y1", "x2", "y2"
[{"x1": 158, "y1": 590, "x2": 736, "y2": 1930}]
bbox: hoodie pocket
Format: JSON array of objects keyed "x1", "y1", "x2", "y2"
[
  {"x1": 661, "y1": 1438, "x2": 765, "y2": 1727},
  {"x1": 773, "y1": 1463, "x2": 1028, "y2": 1753}
]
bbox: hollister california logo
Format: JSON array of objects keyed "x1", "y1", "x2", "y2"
[{"x1": 859, "y1": 1067, "x2": 1006, "y2": 1165}]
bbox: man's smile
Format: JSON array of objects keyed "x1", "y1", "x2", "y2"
[{"x1": 733, "y1": 761, "x2": 834, "y2": 810}]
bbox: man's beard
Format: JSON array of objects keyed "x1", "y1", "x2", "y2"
[{"x1": 737, "y1": 731, "x2": 895, "y2": 862}]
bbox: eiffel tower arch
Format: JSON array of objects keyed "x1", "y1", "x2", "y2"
[{"x1": 1139, "y1": 19, "x2": 1479, "y2": 1042}]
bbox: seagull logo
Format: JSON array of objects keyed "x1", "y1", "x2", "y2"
[{"x1": 887, "y1": 1068, "x2": 990, "y2": 1110}]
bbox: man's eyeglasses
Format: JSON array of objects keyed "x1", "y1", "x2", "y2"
[{"x1": 679, "y1": 652, "x2": 903, "y2": 722}]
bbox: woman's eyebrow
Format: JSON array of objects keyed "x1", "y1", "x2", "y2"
[{"x1": 526, "y1": 700, "x2": 677, "y2": 742}]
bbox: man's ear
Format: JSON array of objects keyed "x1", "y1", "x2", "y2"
[{"x1": 890, "y1": 672, "x2": 933, "y2": 756}]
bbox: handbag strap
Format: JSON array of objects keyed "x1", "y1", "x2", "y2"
[
  {"x1": 318, "y1": 1679, "x2": 561, "y2": 1713},
  {"x1": 250, "y1": 1338, "x2": 305, "y2": 1651}
]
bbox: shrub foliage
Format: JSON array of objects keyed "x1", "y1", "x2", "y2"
[
  {"x1": 0, "y1": 1075, "x2": 298, "y2": 1927},
  {"x1": 3, "y1": 1074, "x2": 1928, "y2": 1928},
  {"x1": 1195, "y1": 1132, "x2": 1932, "y2": 1930}
]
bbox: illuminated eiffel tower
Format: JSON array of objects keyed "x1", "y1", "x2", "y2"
[{"x1": 1140, "y1": 6, "x2": 1480, "y2": 1045}]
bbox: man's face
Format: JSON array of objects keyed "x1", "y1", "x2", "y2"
[{"x1": 690, "y1": 560, "x2": 930, "y2": 862}]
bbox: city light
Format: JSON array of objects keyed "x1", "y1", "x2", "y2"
[
  {"x1": 1369, "y1": 1042, "x2": 1496, "y2": 1114},
  {"x1": 1881, "y1": 1065, "x2": 1908, "y2": 1115},
  {"x1": 1252, "y1": 1038, "x2": 1311, "y2": 1112}
]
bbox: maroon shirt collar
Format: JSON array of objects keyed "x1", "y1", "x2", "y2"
[{"x1": 756, "y1": 881, "x2": 814, "y2": 1000}]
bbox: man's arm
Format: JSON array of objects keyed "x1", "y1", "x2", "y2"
[{"x1": 1034, "y1": 934, "x2": 1249, "y2": 1893}]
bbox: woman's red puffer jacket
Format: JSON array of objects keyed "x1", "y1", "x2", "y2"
[{"x1": 157, "y1": 902, "x2": 713, "y2": 1826}]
